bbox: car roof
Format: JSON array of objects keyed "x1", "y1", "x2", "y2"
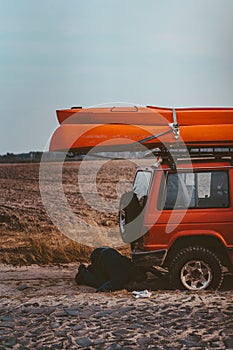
[{"x1": 136, "y1": 160, "x2": 233, "y2": 172}]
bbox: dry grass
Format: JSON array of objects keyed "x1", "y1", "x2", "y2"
[
  {"x1": 0, "y1": 228, "x2": 130, "y2": 266},
  {"x1": 0, "y1": 230, "x2": 92, "y2": 266}
]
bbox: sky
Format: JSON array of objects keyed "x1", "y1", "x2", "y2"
[{"x1": 1, "y1": 0, "x2": 233, "y2": 154}]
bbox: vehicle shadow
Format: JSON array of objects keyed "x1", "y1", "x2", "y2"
[
  {"x1": 221, "y1": 273, "x2": 233, "y2": 291},
  {"x1": 128, "y1": 273, "x2": 233, "y2": 291}
]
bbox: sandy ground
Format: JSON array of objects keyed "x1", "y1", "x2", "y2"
[
  {"x1": 1, "y1": 264, "x2": 233, "y2": 299},
  {"x1": 0, "y1": 264, "x2": 233, "y2": 349},
  {"x1": 0, "y1": 162, "x2": 233, "y2": 349}
]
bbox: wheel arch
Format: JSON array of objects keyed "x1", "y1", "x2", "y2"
[{"x1": 164, "y1": 234, "x2": 231, "y2": 269}]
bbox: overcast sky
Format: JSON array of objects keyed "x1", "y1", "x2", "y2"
[{"x1": 1, "y1": 0, "x2": 233, "y2": 154}]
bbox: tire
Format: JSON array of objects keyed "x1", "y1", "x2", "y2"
[{"x1": 169, "y1": 246, "x2": 224, "y2": 291}]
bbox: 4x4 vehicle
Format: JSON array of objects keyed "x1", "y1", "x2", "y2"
[
  {"x1": 48, "y1": 105, "x2": 233, "y2": 290},
  {"x1": 119, "y1": 148, "x2": 233, "y2": 291}
]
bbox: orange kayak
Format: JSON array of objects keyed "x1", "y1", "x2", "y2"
[{"x1": 49, "y1": 106, "x2": 233, "y2": 153}]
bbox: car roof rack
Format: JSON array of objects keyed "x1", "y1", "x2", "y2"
[
  {"x1": 139, "y1": 109, "x2": 233, "y2": 169},
  {"x1": 148, "y1": 146, "x2": 233, "y2": 170}
]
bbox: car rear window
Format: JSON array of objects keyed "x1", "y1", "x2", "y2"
[{"x1": 162, "y1": 170, "x2": 229, "y2": 209}]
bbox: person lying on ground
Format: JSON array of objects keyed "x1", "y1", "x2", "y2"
[{"x1": 75, "y1": 247, "x2": 146, "y2": 292}]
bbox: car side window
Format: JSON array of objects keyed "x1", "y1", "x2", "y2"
[
  {"x1": 133, "y1": 171, "x2": 152, "y2": 202},
  {"x1": 197, "y1": 171, "x2": 229, "y2": 208},
  {"x1": 163, "y1": 170, "x2": 229, "y2": 210}
]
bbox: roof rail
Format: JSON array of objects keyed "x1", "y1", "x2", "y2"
[{"x1": 149, "y1": 146, "x2": 233, "y2": 170}]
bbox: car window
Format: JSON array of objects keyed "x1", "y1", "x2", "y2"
[
  {"x1": 197, "y1": 171, "x2": 229, "y2": 208},
  {"x1": 133, "y1": 171, "x2": 152, "y2": 201},
  {"x1": 163, "y1": 170, "x2": 229, "y2": 209}
]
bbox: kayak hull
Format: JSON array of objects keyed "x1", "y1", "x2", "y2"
[
  {"x1": 49, "y1": 123, "x2": 233, "y2": 153},
  {"x1": 49, "y1": 106, "x2": 233, "y2": 153}
]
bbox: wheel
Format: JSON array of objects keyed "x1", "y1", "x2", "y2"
[{"x1": 169, "y1": 246, "x2": 223, "y2": 291}]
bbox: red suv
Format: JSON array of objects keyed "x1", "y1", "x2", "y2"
[{"x1": 119, "y1": 148, "x2": 233, "y2": 291}]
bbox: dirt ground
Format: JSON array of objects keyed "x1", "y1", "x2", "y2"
[
  {"x1": 0, "y1": 161, "x2": 232, "y2": 349},
  {"x1": 0, "y1": 160, "x2": 137, "y2": 264},
  {"x1": 0, "y1": 264, "x2": 233, "y2": 349},
  {"x1": 0, "y1": 160, "x2": 136, "y2": 237}
]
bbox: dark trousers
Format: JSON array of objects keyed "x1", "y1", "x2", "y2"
[{"x1": 79, "y1": 247, "x2": 141, "y2": 291}]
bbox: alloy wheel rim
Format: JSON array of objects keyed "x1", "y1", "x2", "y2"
[{"x1": 180, "y1": 260, "x2": 212, "y2": 290}]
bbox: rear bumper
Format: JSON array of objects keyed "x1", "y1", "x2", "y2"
[{"x1": 132, "y1": 249, "x2": 167, "y2": 267}]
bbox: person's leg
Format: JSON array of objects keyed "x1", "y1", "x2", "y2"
[
  {"x1": 87, "y1": 247, "x2": 147, "y2": 292},
  {"x1": 99, "y1": 248, "x2": 136, "y2": 290}
]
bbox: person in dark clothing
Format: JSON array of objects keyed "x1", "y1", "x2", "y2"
[{"x1": 75, "y1": 247, "x2": 146, "y2": 292}]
